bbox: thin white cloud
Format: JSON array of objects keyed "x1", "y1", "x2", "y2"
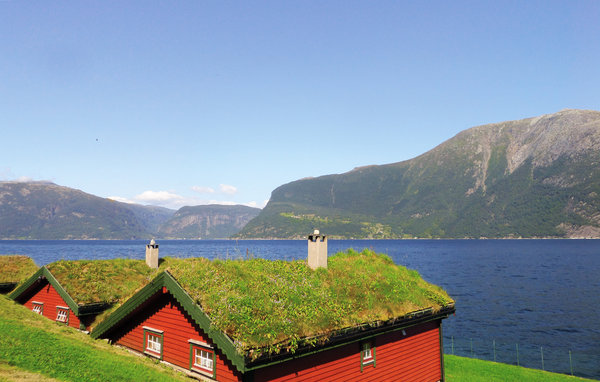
[
  {"x1": 107, "y1": 196, "x2": 136, "y2": 204},
  {"x1": 135, "y1": 190, "x2": 184, "y2": 203},
  {"x1": 191, "y1": 185, "x2": 215, "y2": 194},
  {"x1": 219, "y1": 184, "x2": 238, "y2": 195},
  {"x1": 110, "y1": 190, "x2": 263, "y2": 210},
  {"x1": 207, "y1": 200, "x2": 263, "y2": 209},
  {"x1": 208, "y1": 200, "x2": 236, "y2": 206}
]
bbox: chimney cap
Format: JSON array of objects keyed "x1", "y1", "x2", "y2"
[{"x1": 150, "y1": 239, "x2": 155, "y2": 245}]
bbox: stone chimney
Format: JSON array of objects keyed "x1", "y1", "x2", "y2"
[
  {"x1": 307, "y1": 229, "x2": 327, "y2": 270},
  {"x1": 145, "y1": 239, "x2": 159, "y2": 269}
]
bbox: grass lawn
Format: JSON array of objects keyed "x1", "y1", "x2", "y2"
[
  {"x1": 445, "y1": 354, "x2": 597, "y2": 382},
  {"x1": 0, "y1": 287, "x2": 596, "y2": 381},
  {"x1": 0, "y1": 296, "x2": 188, "y2": 382}
]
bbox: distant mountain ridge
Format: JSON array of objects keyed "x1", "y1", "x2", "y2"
[
  {"x1": 0, "y1": 182, "x2": 155, "y2": 239},
  {"x1": 157, "y1": 205, "x2": 261, "y2": 239},
  {"x1": 237, "y1": 109, "x2": 600, "y2": 239},
  {"x1": 0, "y1": 182, "x2": 259, "y2": 239}
]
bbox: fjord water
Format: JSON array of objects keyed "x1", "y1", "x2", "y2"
[{"x1": 1, "y1": 239, "x2": 598, "y2": 378}]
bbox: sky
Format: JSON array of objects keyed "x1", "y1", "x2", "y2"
[{"x1": 1, "y1": 1, "x2": 599, "y2": 210}]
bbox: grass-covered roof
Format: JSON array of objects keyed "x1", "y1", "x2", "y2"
[
  {"x1": 46, "y1": 259, "x2": 156, "y2": 305},
  {"x1": 0, "y1": 255, "x2": 38, "y2": 284},
  {"x1": 159, "y1": 249, "x2": 454, "y2": 355},
  {"x1": 47, "y1": 250, "x2": 453, "y2": 357}
]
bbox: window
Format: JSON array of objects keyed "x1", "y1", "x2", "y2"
[
  {"x1": 189, "y1": 340, "x2": 216, "y2": 378},
  {"x1": 32, "y1": 302, "x2": 43, "y2": 315},
  {"x1": 195, "y1": 348, "x2": 214, "y2": 371},
  {"x1": 360, "y1": 341, "x2": 376, "y2": 371},
  {"x1": 362, "y1": 342, "x2": 373, "y2": 361},
  {"x1": 143, "y1": 327, "x2": 164, "y2": 359},
  {"x1": 56, "y1": 307, "x2": 69, "y2": 324},
  {"x1": 147, "y1": 333, "x2": 162, "y2": 353}
]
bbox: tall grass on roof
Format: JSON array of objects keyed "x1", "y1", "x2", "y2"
[
  {"x1": 0, "y1": 255, "x2": 38, "y2": 284},
  {"x1": 47, "y1": 259, "x2": 156, "y2": 305},
  {"x1": 163, "y1": 249, "x2": 454, "y2": 356}
]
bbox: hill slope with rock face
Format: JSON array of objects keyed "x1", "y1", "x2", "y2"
[
  {"x1": 0, "y1": 182, "x2": 259, "y2": 239},
  {"x1": 237, "y1": 109, "x2": 600, "y2": 239},
  {"x1": 0, "y1": 182, "x2": 157, "y2": 239},
  {"x1": 157, "y1": 204, "x2": 261, "y2": 239}
]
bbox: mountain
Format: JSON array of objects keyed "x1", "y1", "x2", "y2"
[
  {"x1": 0, "y1": 182, "x2": 259, "y2": 240},
  {"x1": 237, "y1": 109, "x2": 600, "y2": 239},
  {"x1": 0, "y1": 182, "x2": 160, "y2": 239},
  {"x1": 157, "y1": 205, "x2": 261, "y2": 239},
  {"x1": 120, "y1": 203, "x2": 175, "y2": 234}
]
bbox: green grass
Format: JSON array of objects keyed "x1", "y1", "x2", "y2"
[
  {"x1": 0, "y1": 361, "x2": 60, "y2": 381},
  {"x1": 445, "y1": 355, "x2": 596, "y2": 382},
  {"x1": 0, "y1": 256, "x2": 38, "y2": 284},
  {"x1": 0, "y1": 294, "x2": 595, "y2": 381},
  {"x1": 162, "y1": 249, "x2": 454, "y2": 355},
  {"x1": 0, "y1": 295, "x2": 188, "y2": 382},
  {"x1": 46, "y1": 259, "x2": 155, "y2": 305}
]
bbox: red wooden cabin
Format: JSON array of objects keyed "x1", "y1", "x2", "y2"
[
  {"x1": 92, "y1": 270, "x2": 455, "y2": 382},
  {"x1": 10, "y1": 259, "x2": 154, "y2": 331},
  {"x1": 10, "y1": 267, "x2": 110, "y2": 331}
]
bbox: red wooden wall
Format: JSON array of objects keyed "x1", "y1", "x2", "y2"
[
  {"x1": 109, "y1": 288, "x2": 443, "y2": 382},
  {"x1": 253, "y1": 320, "x2": 442, "y2": 382},
  {"x1": 112, "y1": 291, "x2": 242, "y2": 382},
  {"x1": 20, "y1": 280, "x2": 82, "y2": 330}
]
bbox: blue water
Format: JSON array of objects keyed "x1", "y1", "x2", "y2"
[{"x1": 1, "y1": 239, "x2": 598, "y2": 378}]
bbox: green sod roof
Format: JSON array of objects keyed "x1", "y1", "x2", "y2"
[
  {"x1": 46, "y1": 259, "x2": 156, "y2": 305},
  {"x1": 158, "y1": 249, "x2": 454, "y2": 355},
  {"x1": 48, "y1": 250, "x2": 453, "y2": 359},
  {"x1": 0, "y1": 255, "x2": 39, "y2": 284}
]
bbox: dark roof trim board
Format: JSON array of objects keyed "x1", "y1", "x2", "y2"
[
  {"x1": 9, "y1": 267, "x2": 81, "y2": 315},
  {"x1": 91, "y1": 270, "x2": 456, "y2": 375},
  {"x1": 91, "y1": 271, "x2": 246, "y2": 373}
]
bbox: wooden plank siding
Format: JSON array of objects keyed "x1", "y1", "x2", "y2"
[
  {"x1": 20, "y1": 280, "x2": 82, "y2": 330},
  {"x1": 252, "y1": 320, "x2": 442, "y2": 382},
  {"x1": 112, "y1": 291, "x2": 242, "y2": 382}
]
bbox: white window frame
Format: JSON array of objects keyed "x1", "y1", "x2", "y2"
[
  {"x1": 360, "y1": 340, "x2": 376, "y2": 372},
  {"x1": 189, "y1": 339, "x2": 216, "y2": 378},
  {"x1": 146, "y1": 332, "x2": 162, "y2": 354},
  {"x1": 56, "y1": 307, "x2": 69, "y2": 323},
  {"x1": 362, "y1": 342, "x2": 373, "y2": 363},
  {"x1": 194, "y1": 348, "x2": 214, "y2": 371},
  {"x1": 143, "y1": 327, "x2": 164, "y2": 359},
  {"x1": 32, "y1": 302, "x2": 43, "y2": 315}
]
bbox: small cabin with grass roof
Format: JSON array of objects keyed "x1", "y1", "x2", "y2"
[
  {"x1": 92, "y1": 236, "x2": 455, "y2": 381},
  {"x1": 10, "y1": 258, "x2": 156, "y2": 331},
  {"x1": 0, "y1": 255, "x2": 39, "y2": 294}
]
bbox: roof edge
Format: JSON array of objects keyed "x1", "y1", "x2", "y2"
[
  {"x1": 8, "y1": 267, "x2": 44, "y2": 300},
  {"x1": 90, "y1": 271, "x2": 247, "y2": 373},
  {"x1": 10, "y1": 267, "x2": 80, "y2": 315},
  {"x1": 244, "y1": 304, "x2": 456, "y2": 370}
]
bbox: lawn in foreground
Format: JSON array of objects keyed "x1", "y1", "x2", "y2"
[
  {"x1": 445, "y1": 354, "x2": 597, "y2": 382},
  {"x1": 1, "y1": 290, "x2": 596, "y2": 382},
  {"x1": 0, "y1": 296, "x2": 188, "y2": 382}
]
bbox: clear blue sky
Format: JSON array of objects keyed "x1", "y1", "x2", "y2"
[{"x1": 1, "y1": 1, "x2": 599, "y2": 210}]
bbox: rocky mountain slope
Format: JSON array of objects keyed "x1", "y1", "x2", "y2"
[
  {"x1": 0, "y1": 182, "x2": 259, "y2": 239},
  {"x1": 0, "y1": 182, "x2": 158, "y2": 239},
  {"x1": 237, "y1": 109, "x2": 600, "y2": 239},
  {"x1": 157, "y1": 205, "x2": 261, "y2": 239}
]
